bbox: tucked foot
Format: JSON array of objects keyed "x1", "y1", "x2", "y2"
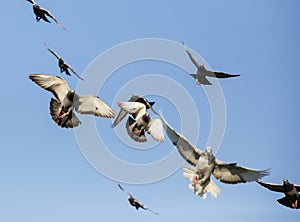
[
  {"x1": 134, "y1": 128, "x2": 141, "y2": 135},
  {"x1": 57, "y1": 107, "x2": 62, "y2": 116},
  {"x1": 192, "y1": 176, "x2": 202, "y2": 184},
  {"x1": 59, "y1": 112, "x2": 69, "y2": 119},
  {"x1": 292, "y1": 200, "x2": 298, "y2": 208}
]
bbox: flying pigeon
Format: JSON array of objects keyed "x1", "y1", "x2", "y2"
[
  {"x1": 117, "y1": 101, "x2": 164, "y2": 142},
  {"x1": 27, "y1": 0, "x2": 66, "y2": 31},
  {"x1": 118, "y1": 184, "x2": 158, "y2": 215},
  {"x1": 257, "y1": 179, "x2": 300, "y2": 209},
  {"x1": 161, "y1": 115, "x2": 270, "y2": 199},
  {"x1": 29, "y1": 74, "x2": 115, "y2": 128},
  {"x1": 45, "y1": 44, "x2": 84, "y2": 80},
  {"x1": 112, "y1": 94, "x2": 157, "y2": 129},
  {"x1": 182, "y1": 41, "x2": 240, "y2": 85}
]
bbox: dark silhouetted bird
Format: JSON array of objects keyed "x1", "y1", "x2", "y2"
[
  {"x1": 27, "y1": 0, "x2": 66, "y2": 31},
  {"x1": 257, "y1": 179, "x2": 300, "y2": 209},
  {"x1": 161, "y1": 114, "x2": 270, "y2": 198},
  {"x1": 45, "y1": 44, "x2": 83, "y2": 80},
  {"x1": 118, "y1": 184, "x2": 158, "y2": 215},
  {"x1": 29, "y1": 74, "x2": 115, "y2": 128},
  {"x1": 182, "y1": 41, "x2": 240, "y2": 85}
]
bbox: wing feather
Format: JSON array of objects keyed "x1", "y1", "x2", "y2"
[
  {"x1": 213, "y1": 161, "x2": 270, "y2": 184},
  {"x1": 117, "y1": 102, "x2": 146, "y2": 115},
  {"x1": 76, "y1": 95, "x2": 115, "y2": 118},
  {"x1": 256, "y1": 180, "x2": 284, "y2": 193},
  {"x1": 182, "y1": 41, "x2": 200, "y2": 68},
  {"x1": 43, "y1": 9, "x2": 67, "y2": 31},
  {"x1": 147, "y1": 118, "x2": 164, "y2": 142},
  {"x1": 160, "y1": 114, "x2": 202, "y2": 166},
  {"x1": 29, "y1": 74, "x2": 69, "y2": 102}
]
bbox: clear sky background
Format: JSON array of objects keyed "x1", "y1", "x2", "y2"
[{"x1": 1, "y1": 0, "x2": 300, "y2": 221}]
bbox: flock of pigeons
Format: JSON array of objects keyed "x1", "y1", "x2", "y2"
[{"x1": 27, "y1": 0, "x2": 299, "y2": 215}]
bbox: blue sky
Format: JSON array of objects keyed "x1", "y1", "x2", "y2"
[{"x1": 1, "y1": 0, "x2": 300, "y2": 221}]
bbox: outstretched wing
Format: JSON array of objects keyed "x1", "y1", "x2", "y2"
[
  {"x1": 147, "y1": 118, "x2": 164, "y2": 142},
  {"x1": 133, "y1": 95, "x2": 158, "y2": 115},
  {"x1": 42, "y1": 8, "x2": 67, "y2": 31},
  {"x1": 160, "y1": 113, "x2": 202, "y2": 166},
  {"x1": 117, "y1": 102, "x2": 146, "y2": 116},
  {"x1": 29, "y1": 74, "x2": 70, "y2": 102},
  {"x1": 256, "y1": 180, "x2": 284, "y2": 193},
  {"x1": 118, "y1": 184, "x2": 133, "y2": 199},
  {"x1": 182, "y1": 41, "x2": 200, "y2": 68},
  {"x1": 213, "y1": 160, "x2": 270, "y2": 184},
  {"x1": 64, "y1": 62, "x2": 84, "y2": 80},
  {"x1": 27, "y1": 0, "x2": 35, "y2": 5},
  {"x1": 144, "y1": 206, "x2": 159, "y2": 215},
  {"x1": 45, "y1": 44, "x2": 61, "y2": 60},
  {"x1": 206, "y1": 70, "x2": 240, "y2": 79},
  {"x1": 75, "y1": 95, "x2": 115, "y2": 118}
]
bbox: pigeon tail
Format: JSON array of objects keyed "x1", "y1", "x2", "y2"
[
  {"x1": 125, "y1": 116, "x2": 147, "y2": 142},
  {"x1": 183, "y1": 165, "x2": 221, "y2": 199},
  {"x1": 49, "y1": 98, "x2": 81, "y2": 128}
]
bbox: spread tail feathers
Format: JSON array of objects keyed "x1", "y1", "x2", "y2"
[
  {"x1": 49, "y1": 98, "x2": 81, "y2": 128},
  {"x1": 125, "y1": 116, "x2": 147, "y2": 142},
  {"x1": 183, "y1": 165, "x2": 221, "y2": 199}
]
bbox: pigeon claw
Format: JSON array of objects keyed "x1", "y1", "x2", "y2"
[
  {"x1": 133, "y1": 128, "x2": 141, "y2": 135},
  {"x1": 57, "y1": 107, "x2": 62, "y2": 116},
  {"x1": 292, "y1": 200, "x2": 298, "y2": 208},
  {"x1": 58, "y1": 111, "x2": 69, "y2": 119},
  {"x1": 192, "y1": 176, "x2": 202, "y2": 184}
]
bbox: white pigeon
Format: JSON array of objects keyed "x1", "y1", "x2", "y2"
[
  {"x1": 161, "y1": 115, "x2": 270, "y2": 199},
  {"x1": 29, "y1": 74, "x2": 115, "y2": 128},
  {"x1": 117, "y1": 101, "x2": 164, "y2": 142}
]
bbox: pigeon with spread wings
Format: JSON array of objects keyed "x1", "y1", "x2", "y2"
[
  {"x1": 118, "y1": 184, "x2": 158, "y2": 215},
  {"x1": 257, "y1": 179, "x2": 300, "y2": 209},
  {"x1": 45, "y1": 44, "x2": 83, "y2": 80},
  {"x1": 182, "y1": 42, "x2": 240, "y2": 85},
  {"x1": 27, "y1": 0, "x2": 66, "y2": 31},
  {"x1": 112, "y1": 94, "x2": 157, "y2": 128},
  {"x1": 29, "y1": 74, "x2": 115, "y2": 128},
  {"x1": 117, "y1": 101, "x2": 164, "y2": 142},
  {"x1": 161, "y1": 114, "x2": 270, "y2": 199}
]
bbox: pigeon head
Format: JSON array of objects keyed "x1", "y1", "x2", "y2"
[
  {"x1": 205, "y1": 146, "x2": 214, "y2": 161},
  {"x1": 66, "y1": 90, "x2": 75, "y2": 100},
  {"x1": 283, "y1": 178, "x2": 290, "y2": 185},
  {"x1": 205, "y1": 146, "x2": 212, "y2": 153},
  {"x1": 66, "y1": 90, "x2": 79, "y2": 103}
]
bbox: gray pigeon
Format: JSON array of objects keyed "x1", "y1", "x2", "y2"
[
  {"x1": 117, "y1": 101, "x2": 164, "y2": 142},
  {"x1": 182, "y1": 41, "x2": 240, "y2": 85},
  {"x1": 118, "y1": 184, "x2": 158, "y2": 215},
  {"x1": 29, "y1": 74, "x2": 115, "y2": 128},
  {"x1": 112, "y1": 94, "x2": 156, "y2": 128},
  {"x1": 27, "y1": 0, "x2": 66, "y2": 31},
  {"x1": 257, "y1": 179, "x2": 300, "y2": 209},
  {"x1": 45, "y1": 44, "x2": 84, "y2": 80},
  {"x1": 161, "y1": 115, "x2": 270, "y2": 198}
]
